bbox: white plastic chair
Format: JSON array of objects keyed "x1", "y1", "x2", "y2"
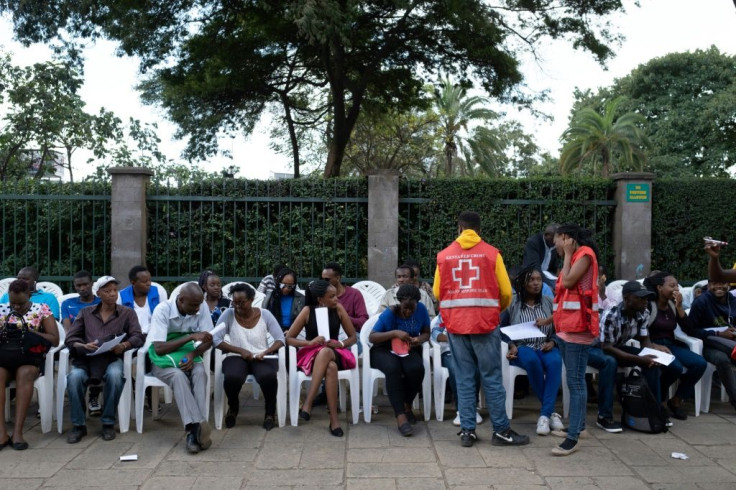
[
  {"x1": 429, "y1": 316, "x2": 451, "y2": 421},
  {"x1": 353, "y1": 281, "x2": 386, "y2": 317},
  {"x1": 288, "y1": 342, "x2": 360, "y2": 427},
  {"x1": 134, "y1": 338, "x2": 211, "y2": 433},
  {"x1": 221, "y1": 282, "x2": 266, "y2": 308},
  {"x1": 213, "y1": 346, "x2": 287, "y2": 429},
  {"x1": 169, "y1": 281, "x2": 199, "y2": 302},
  {"x1": 5, "y1": 323, "x2": 64, "y2": 434},
  {"x1": 359, "y1": 315, "x2": 431, "y2": 423},
  {"x1": 700, "y1": 361, "x2": 731, "y2": 413},
  {"x1": 501, "y1": 341, "x2": 530, "y2": 419},
  {"x1": 668, "y1": 326, "x2": 704, "y2": 416},
  {"x1": 37, "y1": 281, "x2": 64, "y2": 302},
  {"x1": 0, "y1": 278, "x2": 13, "y2": 297},
  {"x1": 56, "y1": 342, "x2": 134, "y2": 433}
]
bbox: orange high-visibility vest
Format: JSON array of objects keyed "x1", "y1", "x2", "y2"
[{"x1": 553, "y1": 245, "x2": 599, "y2": 337}]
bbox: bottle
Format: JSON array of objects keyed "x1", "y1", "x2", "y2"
[{"x1": 179, "y1": 357, "x2": 188, "y2": 366}]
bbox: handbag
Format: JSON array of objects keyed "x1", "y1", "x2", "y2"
[
  {"x1": 0, "y1": 310, "x2": 52, "y2": 358},
  {"x1": 148, "y1": 332, "x2": 203, "y2": 368}
]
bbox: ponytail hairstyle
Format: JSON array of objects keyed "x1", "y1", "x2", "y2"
[
  {"x1": 305, "y1": 279, "x2": 331, "y2": 307},
  {"x1": 555, "y1": 223, "x2": 600, "y2": 261},
  {"x1": 197, "y1": 270, "x2": 219, "y2": 298}
]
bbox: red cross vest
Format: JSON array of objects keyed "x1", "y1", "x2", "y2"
[
  {"x1": 552, "y1": 245, "x2": 600, "y2": 337},
  {"x1": 437, "y1": 240, "x2": 501, "y2": 334}
]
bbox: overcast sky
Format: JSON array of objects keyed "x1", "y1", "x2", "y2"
[{"x1": 1, "y1": 0, "x2": 735, "y2": 180}]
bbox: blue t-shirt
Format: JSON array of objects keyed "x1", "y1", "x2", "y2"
[
  {"x1": 280, "y1": 295, "x2": 294, "y2": 328},
  {"x1": 0, "y1": 289, "x2": 60, "y2": 320},
  {"x1": 373, "y1": 302, "x2": 430, "y2": 337},
  {"x1": 61, "y1": 296, "x2": 101, "y2": 324}
]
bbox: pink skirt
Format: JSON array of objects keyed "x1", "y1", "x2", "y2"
[{"x1": 295, "y1": 344, "x2": 356, "y2": 375}]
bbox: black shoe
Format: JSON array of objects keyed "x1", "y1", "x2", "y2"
[
  {"x1": 9, "y1": 435, "x2": 28, "y2": 451},
  {"x1": 186, "y1": 432, "x2": 200, "y2": 454},
  {"x1": 595, "y1": 416, "x2": 623, "y2": 433},
  {"x1": 458, "y1": 429, "x2": 477, "y2": 447},
  {"x1": 299, "y1": 409, "x2": 311, "y2": 421},
  {"x1": 263, "y1": 415, "x2": 275, "y2": 431},
  {"x1": 225, "y1": 407, "x2": 238, "y2": 429},
  {"x1": 491, "y1": 427, "x2": 529, "y2": 446},
  {"x1": 398, "y1": 422, "x2": 413, "y2": 437},
  {"x1": 667, "y1": 400, "x2": 688, "y2": 420},
  {"x1": 196, "y1": 421, "x2": 212, "y2": 450},
  {"x1": 101, "y1": 425, "x2": 116, "y2": 441},
  {"x1": 405, "y1": 410, "x2": 417, "y2": 425},
  {"x1": 66, "y1": 425, "x2": 87, "y2": 444},
  {"x1": 313, "y1": 391, "x2": 327, "y2": 406},
  {"x1": 329, "y1": 424, "x2": 344, "y2": 437}
]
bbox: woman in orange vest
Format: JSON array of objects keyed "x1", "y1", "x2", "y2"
[{"x1": 551, "y1": 223, "x2": 600, "y2": 456}]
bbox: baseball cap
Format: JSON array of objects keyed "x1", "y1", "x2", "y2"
[
  {"x1": 621, "y1": 280, "x2": 655, "y2": 298},
  {"x1": 94, "y1": 275, "x2": 120, "y2": 291}
]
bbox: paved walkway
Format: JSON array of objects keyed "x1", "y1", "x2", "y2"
[{"x1": 4, "y1": 390, "x2": 736, "y2": 489}]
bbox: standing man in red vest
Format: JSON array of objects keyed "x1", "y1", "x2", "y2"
[{"x1": 434, "y1": 211, "x2": 529, "y2": 447}]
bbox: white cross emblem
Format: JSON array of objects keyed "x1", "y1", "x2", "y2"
[{"x1": 452, "y1": 259, "x2": 480, "y2": 289}]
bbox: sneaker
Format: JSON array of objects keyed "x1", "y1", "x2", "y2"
[
  {"x1": 551, "y1": 428, "x2": 589, "y2": 439},
  {"x1": 551, "y1": 437, "x2": 579, "y2": 456},
  {"x1": 596, "y1": 416, "x2": 623, "y2": 433},
  {"x1": 665, "y1": 417, "x2": 673, "y2": 428},
  {"x1": 491, "y1": 428, "x2": 529, "y2": 446},
  {"x1": 536, "y1": 415, "x2": 551, "y2": 436},
  {"x1": 475, "y1": 411, "x2": 483, "y2": 424},
  {"x1": 453, "y1": 412, "x2": 461, "y2": 427},
  {"x1": 549, "y1": 413, "x2": 564, "y2": 431},
  {"x1": 88, "y1": 395, "x2": 101, "y2": 416},
  {"x1": 458, "y1": 429, "x2": 478, "y2": 447}
]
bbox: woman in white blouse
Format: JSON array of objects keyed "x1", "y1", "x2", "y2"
[{"x1": 213, "y1": 283, "x2": 285, "y2": 430}]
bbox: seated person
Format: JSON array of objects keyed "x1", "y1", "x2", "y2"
[
  {"x1": 600, "y1": 281, "x2": 670, "y2": 426},
  {"x1": 65, "y1": 276, "x2": 143, "y2": 443},
  {"x1": 61, "y1": 271, "x2": 101, "y2": 332},
  {"x1": 379, "y1": 264, "x2": 436, "y2": 317},
  {"x1": 285, "y1": 279, "x2": 357, "y2": 437},
  {"x1": 597, "y1": 265, "x2": 618, "y2": 312},
  {"x1": 119, "y1": 265, "x2": 160, "y2": 334},
  {"x1": 198, "y1": 270, "x2": 231, "y2": 325},
  {"x1": 643, "y1": 272, "x2": 707, "y2": 420},
  {"x1": 263, "y1": 268, "x2": 305, "y2": 333},
  {"x1": 0, "y1": 266, "x2": 60, "y2": 320},
  {"x1": 396, "y1": 258, "x2": 438, "y2": 312},
  {"x1": 687, "y1": 279, "x2": 736, "y2": 411},
  {"x1": 368, "y1": 285, "x2": 430, "y2": 437},
  {"x1": 257, "y1": 263, "x2": 286, "y2": 296},
  {"x1": 0, "y1": 280, "x2": 59, "y2": 450},
  {"x1": 213, "y1": 283, "x2": 284, "y2": 430},
  {"x1": 322, "y1": 262, "x2": 368, "y2": 332},
  {"x1": 431, "y1": 315, "x2": 483, "y2": 426},
  {"x1": 149, "y1": 283, "x2": 213, "y2": 454},
  {"x1": 500, "y1": 266, "x2": 563, "y2": 436}
]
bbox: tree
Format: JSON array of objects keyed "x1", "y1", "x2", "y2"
[
  {"x1": 559, "y1": 97, "x2": 650, "y2": 177},
  {"x1": 572, "y1": 47, "x2": 736, "y2": 177},
  {"x1": 1, "y1": 1, "x2": 632, "y2": 177}
]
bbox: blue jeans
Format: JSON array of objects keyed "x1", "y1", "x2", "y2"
[
  {"x1": 67, "y1": 358, "x2": 125, "y2": 427},
  {"x1": 653, "y1": 338, "x2": 707, "y2": 401},
  {"x1": 587, "y1": 346, "x2": 617, "y2": 419},
  {"x1": 448, "y1": 328, "x2": 508, "y2": 432},
  {"x1": 511, "y1": 346, "x2": 562, "y2": 418},
  {"x1": 555, "y1": 337, "x2": 590, "y2": 441},
  {"x1": 441, "y1": 351, "x2": 480, "y2": 409}
]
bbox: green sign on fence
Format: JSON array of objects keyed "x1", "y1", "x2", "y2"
[{"x1": 626, "y1": 183, "x2": 650, "y2": 202}]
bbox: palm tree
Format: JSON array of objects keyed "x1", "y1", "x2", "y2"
[
  {"x1": 559, "y1": 97, "x2": 650, "y2": 177},
  {"x1": 434, "y1": 79, "x2": 497, "y2": 177}
]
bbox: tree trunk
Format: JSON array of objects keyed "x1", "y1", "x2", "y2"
[{"x1": 279, "y1": 93, "x2": 300, "y2": 179}]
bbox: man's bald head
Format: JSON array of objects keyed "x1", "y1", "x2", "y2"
[{"x1": 176, "y1": 283, "x2": 204, "y2": 316}]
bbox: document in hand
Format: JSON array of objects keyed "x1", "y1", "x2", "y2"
[
  {"x1": 638, "y1": 347, "x2": 675, "y2": 366},
  {"x1": 315, "y1": 307, "x2": 331, "y2": 340},
  {"x1": 87, "y1": 333, "x2": 126, "y2": 356},
  {"x1": 500, "y1": 321, "x2": 546, "y2": 341}
]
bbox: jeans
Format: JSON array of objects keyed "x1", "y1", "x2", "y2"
[
  {"x1": 441, "y1": 351, "x2": 480, "y2": 409},
  {"x1": 587, "y1": 346, "x2": 617, "y2": 419},
  {"x1": 68, "y1": 358, "x2": 124, "y2": 427},
  {"x1": 448, "y1": 328, "x2": 508, "y2": 433},
  {"x1": 653, "y1": 338, "x2": 707, "y2": 401},
  {"x1": 511, "y1": 346, "x2": 562, "y2": 418},
  {"x1": 555, "y1": 337, "x2": 590, "y2": 441}
]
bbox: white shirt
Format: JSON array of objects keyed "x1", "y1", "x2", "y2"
[
  {"x1": 134, "y1": 298, "x2": 152, "y2": 334},
  {"x1": 148, "y1": 298, "x2": 212, "y2": 342}
]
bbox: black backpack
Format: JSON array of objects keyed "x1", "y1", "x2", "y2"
[{"x1": 618, "y1": 367, "x2": 668, "y2": 434}]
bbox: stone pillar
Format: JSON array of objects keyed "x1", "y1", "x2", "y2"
[
  {"x1": 368, "y1": 171, "x2": 399, "y2": 287},
  {"x1": 612, "y1": 172, "x2": 655, "y2": 280},
  {"x1": 108, "y1": 167, "x2": 154, "y2": 287}
]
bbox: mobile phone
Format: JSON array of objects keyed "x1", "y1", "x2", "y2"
[{"x1": 704, "y1": 236, "x2": 728, "y2": 247}]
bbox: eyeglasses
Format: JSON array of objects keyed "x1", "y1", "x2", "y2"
[{"x1": 280, "y1": 283, "x2": 296, "y2": 289}]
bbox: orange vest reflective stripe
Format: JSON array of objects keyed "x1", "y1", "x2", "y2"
[
  {"x1": 552, "y1": 246, "x2": 599, "y2": 337},
  {"x1": 437, "y1": 240, "x2": 501, "y2": 334}
]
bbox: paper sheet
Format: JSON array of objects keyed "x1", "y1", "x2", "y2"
[
  {"x1": 87, "y1": 333, "x2": 126, "y2": 356},
  {"x1": 500, "y1": 321, "x2": 546, "y2": 341},
  {"x1": 315, "y1": 307, "x2": 330, "y2": 340},
  {"x1": 638, "y1": 347, "x2": 675, "y2": 366}
]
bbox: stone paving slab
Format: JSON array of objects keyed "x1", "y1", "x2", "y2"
[{"x1": 5, "y1": 387, "x2": 736, "y2": 488}]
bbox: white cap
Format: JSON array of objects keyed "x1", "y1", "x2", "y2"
[{"x1": 94, "y1": 275, "x2": 120, "y2": 291}]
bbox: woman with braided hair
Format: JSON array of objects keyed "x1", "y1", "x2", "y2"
[{"x1": 285, "y1": 279, "x2": 357, "y2": 437}]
